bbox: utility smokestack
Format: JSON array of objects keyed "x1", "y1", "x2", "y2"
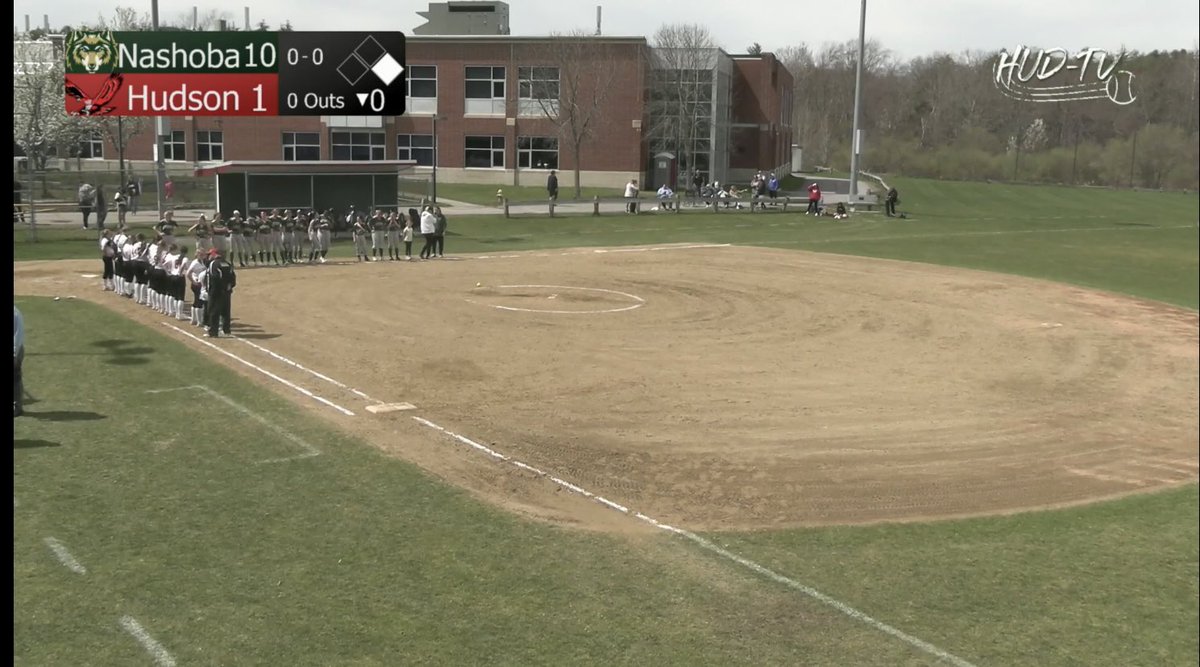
[
  {"x1": 245, "y1": 7, "x2": 250, "y2": 30},
  {"x1": 24, "y1": 14, "x2": 30, "y2": 33},
  {"x1": 596, "y1": 6, "x2": 602, "y2": 35},
  {"x1": 193, "y1": 7, "x2": 198, "y2": 30},
  {"x1": 43, "y1": 14, "x2": 49, "y2": 32}
]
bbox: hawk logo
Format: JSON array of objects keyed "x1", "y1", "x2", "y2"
[{"x1": 66, "y1": 30, "x2": 117, "y2": 74}]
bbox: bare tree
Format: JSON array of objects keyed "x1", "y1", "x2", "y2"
[
  {"x1": 97, "y1": 6, "x2": 152, "y2": 30},
  {"x1": 646, "y1": 23, "x2": 720, "y2": 183},
  {"x1": 523, "y1": 32, "x2": 622, "y2": 198}
]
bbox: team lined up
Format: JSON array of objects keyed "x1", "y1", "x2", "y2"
[
  {"x1": 168, "y1": 205, "x2": 451, "y2": 267},
  {"x1": 98, "y1": 228, "x2": 236, "y2": 337}
]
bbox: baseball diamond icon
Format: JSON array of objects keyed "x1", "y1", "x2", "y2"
[{"x1": 337, "y1": 36, "x2": 405, "y2": 86}]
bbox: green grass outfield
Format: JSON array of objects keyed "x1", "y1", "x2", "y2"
[{"x1": 14, "y1": 177, "x2": 1200, "y2": 665}]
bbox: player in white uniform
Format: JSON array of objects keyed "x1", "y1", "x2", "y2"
[
  {"x1": 186, "y1": 248, "x2": 208, "y2": 327},
  {"x1": 120, "y1": 234, "x2": 136, "y2": 297},
  {"x1": 167, "y1": 247, "x2": 189, "y2": 320},
  {"x1": 144, "y1": 239, "x2": 161, "y2": 309},
  {"x1": 112, "y1": 228, "x2": 128, "y2": 294},
  {"x1": 151, "y1": 243, "x2": 170, "y2": 314}
]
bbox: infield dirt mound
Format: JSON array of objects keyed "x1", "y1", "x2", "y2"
[{"x1": 16, "y1": 245, "x2": 1198, "y2": 531}]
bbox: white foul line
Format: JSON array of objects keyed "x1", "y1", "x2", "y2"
[
  {"x1": 43, "y1": 537, "x2": 87, "y2": 575},
  {"x1": 119, "y1": 616, "x2": 177, "y2": 667},
  {"x1": 231, "y1": 335, "x2": 379, "y2": 404},
  {"x1": 160, "y1": 323, "x2": 355, "y2": 417},
  {"x1": 146, "y1": 385, "x2": 319, "y2": 463},
  {"x1": 410, "y1": 415, "x2": 977, "y2": 667}
]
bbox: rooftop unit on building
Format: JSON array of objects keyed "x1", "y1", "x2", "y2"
[{"x1": 413, "y1": 1, "x2": 510, "y2": 35}]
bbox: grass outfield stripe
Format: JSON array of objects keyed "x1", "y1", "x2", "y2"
[
  {"x1": 118, "y1": 616, "x2": 176, "y2": 667},
  {"x1": 231, "y1": 335, "x2": 380, "y2": 404},
  {"x1": 412, "y1": 415, "x2": 978, "y2": 667},
  {"x1": 144, "y1": 385, "x2": 321, "y2": 463},
  {"x1": 43, "y1": 538, "x2": 87, "y2": 575},
  {"x1": 160, "y1": 323, "x2": 355, "y2": 417},
  {"x1": 804, "y1": 223, "x2": 1199, "y2": 244},
  {"x1": 664, "y1": 529, "x2": 979, "y2": 667}
]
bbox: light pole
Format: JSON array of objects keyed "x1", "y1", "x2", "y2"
[
  {"x1": 431, "y1": 114, "x2": 446, "y2": 203},
  {"x1": 151, "y1": 0, "x2": 168, "y2": 220},
  {"x1": 848, "y1": 0, "x2": 867, "y2": 200}
]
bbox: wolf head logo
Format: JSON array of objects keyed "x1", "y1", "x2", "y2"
[{"x1": 66, "y1": 30, "x2": 117, "y2": 74}]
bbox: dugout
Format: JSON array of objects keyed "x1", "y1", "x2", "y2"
[{"x1": 196, "y1": 160, "x2": 417, "y2": 219}]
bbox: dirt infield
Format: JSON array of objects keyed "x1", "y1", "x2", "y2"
[{"x1": 15, "y1": 245, "x2": 1199, "y2": 531}]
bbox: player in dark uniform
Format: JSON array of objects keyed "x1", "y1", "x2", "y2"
[
  {"x1": 352, "y1": 216, "x2": 370, "y2": 262},
  {"x1": 239, "y1": 213, "x2": 257, "y2": 266},
  {"x1": 281, "y1": 210, "x2": 297, "y2": 264},
  {"x1": 255, "y1": 213, "x2": 273, "y2": 266},
  {"x1": 268, "y1": 210, "x2": 284, "y2": 265},
  {"x1": 370, "y1": 210, "x2": 389, "y2": 261},
  {"x1": 386, "y1": 211, "x2": 402, "y2": 261},
  {"x1": 156, "y1": 211, "x2": 179, "y2": 248}
]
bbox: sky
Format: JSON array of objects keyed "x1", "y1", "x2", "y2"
[{"x1": 13, "y1": 0, "x2": 1200, "y2": 61}]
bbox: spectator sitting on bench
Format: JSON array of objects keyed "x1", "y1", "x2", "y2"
[
  {"x1": 656, "y1": 183, "x2": 675, "y2": 211},
  {"x1": 725, "y1": 185, "x2": 744, "y2": 209}
]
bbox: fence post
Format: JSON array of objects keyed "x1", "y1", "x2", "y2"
[
  {"x1": 549, "y1": 199, "x2": 555, "y2": 218},
  {"x1": 503, "y1": 197, "x2": 510, "y2": 218},
  {"x1": 673, "y1": 194, "x2": 681, "y2": 213},
  {"x1": 593, "y1": 196, "x2": 600, "y2": 216}
]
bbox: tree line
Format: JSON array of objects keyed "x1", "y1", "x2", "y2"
[{"x1": 777, "y1": 41, "x2": 1200, "y2": 189}]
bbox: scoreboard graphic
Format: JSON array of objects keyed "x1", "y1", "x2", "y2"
[{"x1": 63, "y1": 30, "x2": 406, "y2": 117}]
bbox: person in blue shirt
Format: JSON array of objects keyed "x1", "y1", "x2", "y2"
[{"x1": 14, "y1": 306, "x2": 25, "y2": 417}]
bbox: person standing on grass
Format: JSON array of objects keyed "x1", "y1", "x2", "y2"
[
  {"x1": 547, "y1": 170, "x2": 559, "y2": 202},
  {"x1": 14, "y1": 305, "x2": 25, "y2": 418},
  {"x1": 187, "y1": 213, "x2": 210, "y2": 256},
  {"x1": 78, "y1": 182, "x2": 96, "y2": 229},
  {"x1": 885, "y1": 187, "x2": 900, "y2": 217},
  {"x1": 624, "y1": 178, "x2": 639, "y2": 214},
  {"x1": 126, "y1": 177, "x2": 141, "y2": 214},
  {"x1": 767, "y1": 173, "x2": 780, "y2": 203},
  {"x1": 95, "y1": 185, "x2": 109, "y2": 230},
  {"x1": 112, "y1": 227, "x2": 128, "y2": 295},
  {"x1": 114, "y1": 188, "x2": 128, "y2": 227},
  {"x1": 13, "y1": 179, "x2": 25, "y2": 224},
  {"x1": 419, "y1": 206, "x2": 437, "y2": 259},
  {"x1": 806, "y1": 182, "x2": 822, "y2": 215},
  {"x1": 434, "y1": 206, "x2": 448, "y2": 258},
  {"x1": 99, "y1": 229, "x2": 117, "y2": 292},
  {"x1": 157, "y1": 210, "x2": 178, "y2": 248}
]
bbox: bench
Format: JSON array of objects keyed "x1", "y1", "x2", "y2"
[{"x1": 696, "y1": 195, "x2": 793, "y2": 212}]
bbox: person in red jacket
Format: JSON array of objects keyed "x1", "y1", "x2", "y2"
[{"x1": 806, "y1": 182, "x2": 821, "y2": 215}]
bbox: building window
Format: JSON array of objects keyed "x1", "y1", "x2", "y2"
[
  {"x1": 465, "y1": 65, "x2": 505, "y2": 115},
  {"x1": 517, "y1": 66, "x2": 559, "y2": 117},
  {"x1": 464, "y1": 135, "x2": 504, "y2": 168},
  {"x1": 196, "y1": 130, "x2": 223, "y2": 162},
  {"x1": 77, "y1": 132, "x2": 104, "y2": 159},
  {"x1": 397, "y1": 134, "x2": 434, "y2": 166},
  {"x1": 406, "y1": 65, "x2": 437, "y2": 115},
  {"x1": 162, "y1": 130, "x2": 186, "y2": 161},
  {"x1": 331, "y1": 131, "x2": 385, "y2": 161},
  {"x1": 282, "y1": 132, "x2": 321, "y2": 161},
  {"x1": 517, "y1": 137, "x2": 558, "y2": 170}
]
